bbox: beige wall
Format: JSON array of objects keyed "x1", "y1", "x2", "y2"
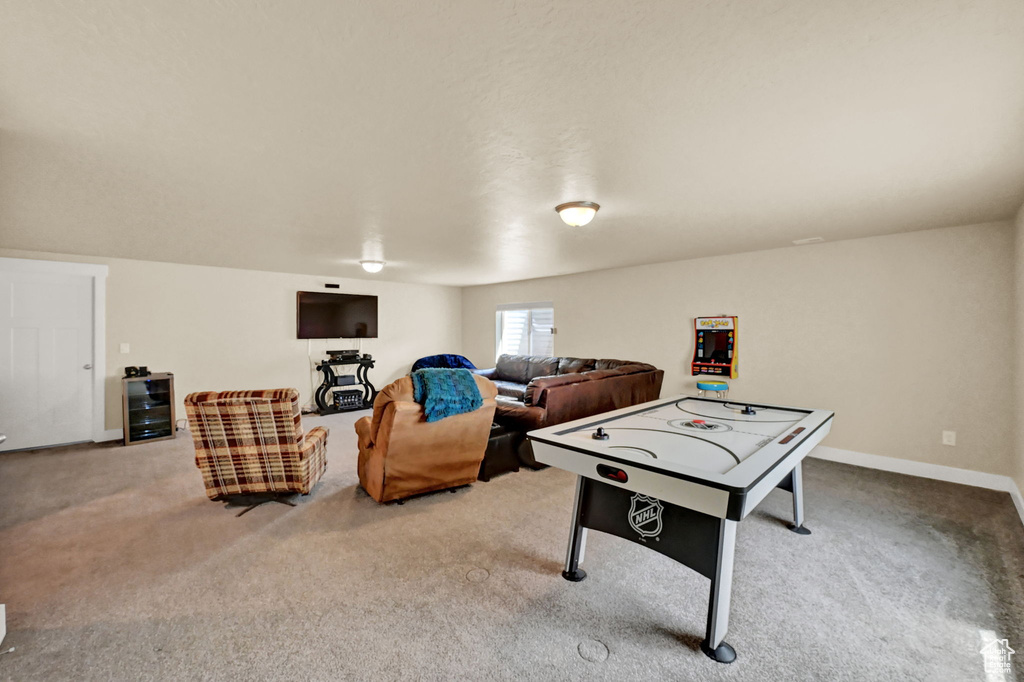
[
  {"x1": 462, "y1": 223, "x2": 1016, "y2": 477},
  {"x1": 1014, "y1": 206, "x2": 1024, "y2": 493},
  {"x1": 0, "y1": 249, "x2": 462, "y2": 432}
]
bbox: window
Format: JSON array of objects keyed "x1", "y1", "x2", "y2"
[{"x1": 496, "y1": 302, "x2": 555, "y2": 359}]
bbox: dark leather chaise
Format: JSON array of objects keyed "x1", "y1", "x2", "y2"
[{"x1": 473, "y1": 354, "x2": 664, "y2": 472}]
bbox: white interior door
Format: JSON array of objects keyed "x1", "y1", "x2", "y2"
[{"x1": 0, "y1": 268, "x2": 95, "y2": 451}]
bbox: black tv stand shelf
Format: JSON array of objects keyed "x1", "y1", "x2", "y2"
[{"x1": 314, "y1": 353, "x2": 377, "y2": 414}]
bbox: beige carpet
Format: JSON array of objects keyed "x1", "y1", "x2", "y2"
[{"x1": 1, "y1": 411, "x2": 1022, "y2": 681}]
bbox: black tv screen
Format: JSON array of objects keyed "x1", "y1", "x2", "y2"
[{"x1": 297, "y1": 292, "x2": 378, "y2": 339}]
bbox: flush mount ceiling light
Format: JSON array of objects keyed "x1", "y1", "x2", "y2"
[
  {"x1": 555, "y1": 201, "x2": 600, "y2": 227},
  {"x1": 360, "y1": 260, "x2": 385, "y2": 273}
]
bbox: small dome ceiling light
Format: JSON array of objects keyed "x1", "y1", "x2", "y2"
[
  {"x1": 360, "y1": 260, "x2": 385, "y2": 273},
  {"x1": 555, "y1": 201, "x2": 600, "y2": 227}
]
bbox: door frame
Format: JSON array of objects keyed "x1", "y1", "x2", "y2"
[{"x1": 0, "y1": 257, "x2": 109, "y2": 444}]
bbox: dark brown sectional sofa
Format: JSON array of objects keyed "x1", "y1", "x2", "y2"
[{"x1": 472, "y1": 354, "x2": 664, "y2": 473}]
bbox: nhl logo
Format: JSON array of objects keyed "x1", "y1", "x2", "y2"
[{"x1": 628, "y1": 494, "x2": 663, "y2": 538}]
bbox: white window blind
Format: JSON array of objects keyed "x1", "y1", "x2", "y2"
[{"x1": 496, "y1": 303, "x2": 555, "y2": 359}]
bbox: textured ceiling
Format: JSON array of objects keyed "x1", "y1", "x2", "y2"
[{"x1": 2, "y1": 0, "x2": 1024, "y2": 286}]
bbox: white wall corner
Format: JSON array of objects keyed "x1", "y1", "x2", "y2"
[
  {"x1": 98, "y1": 429, "x2": 124, "y2": 443},
  {"x1": 1, "y1": 603, "x2": 6, "y2": 646},
  {"x1": 810, "y1": 446, "x2": 1024, "y2": 528},
  {"x1": 1010, "y1": 481, "x2": 1024, "y2": 528}
]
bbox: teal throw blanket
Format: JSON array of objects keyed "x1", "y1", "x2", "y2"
[{"x1": 411, "y1": 368, "x2": 483, "y2": 423}]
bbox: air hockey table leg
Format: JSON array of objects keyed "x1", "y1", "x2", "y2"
[
  {"x1": 700, "y1": 518, "x2": 738, "y2": 664},
  {"x1": 788, "y1": 461, "x2": 812, "y2": 535},
  {"x1": 561, "y1": 475, "x2": 588, "y2": 582}
]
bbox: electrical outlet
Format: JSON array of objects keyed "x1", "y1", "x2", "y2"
[
  {"x1": 120, "y1": 343, "x2": 130, "y2": 354},
  {"x1": 942, "y1": 431, "x2": 956, "y2": 446}
]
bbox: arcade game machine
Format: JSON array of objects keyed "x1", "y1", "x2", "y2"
[{"x1": 691, "y1": 316, "x2": 738, "y2": 379}]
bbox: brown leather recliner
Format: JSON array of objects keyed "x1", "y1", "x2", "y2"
[{"x1": 354, "y1": 374, "x2": 498, "y2": 503}]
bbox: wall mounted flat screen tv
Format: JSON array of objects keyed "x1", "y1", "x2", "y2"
[{"x1": 297, "y1": 292, "x2": 378, "y2": 339}]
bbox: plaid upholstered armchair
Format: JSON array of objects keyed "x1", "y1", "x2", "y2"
[{"x1": 185, "y1": 388, "x2": 328, "y2": 502}]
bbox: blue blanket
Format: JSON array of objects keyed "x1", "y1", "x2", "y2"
[
  {"x1": 411, "y1": 368, "x2": 483, "y2": 423},
  {"x1": 411, "y1": 354, "x2": 477, "y2": 372}
]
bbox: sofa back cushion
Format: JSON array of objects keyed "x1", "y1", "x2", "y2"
[
  {"x1": 369, "y1": 375, "x2": 499, "y2": 443},
  {"x1": 594, "y1": 359, "x2": 655, "y2": 372},
  {"x1": 191, "y1": 398, "x2": 299, "y2": 455},
  {"x1": 496, "y1": 355, "x2": 653, "y2": 387},
  {"x1": 186, "y1": 388, "x2": 303, "y2": 445},
  {"x1": 557, "y1": 357, "x2": 596, "y2": 374},
  {"x1": 495, "y1": 355, "x2": 532, "y2": 383},
  {"x1": 528, "y1": 356, "x2": 559, "y2": 380},
  {"x1": 611, "y1": 363, "x2": 655, "y2": 375},
  {"x1": 494, "y1": 354, "x2": 561, "y2": 383}
]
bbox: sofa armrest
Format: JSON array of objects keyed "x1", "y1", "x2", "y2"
[
  {"x1": 525, "y1": 373, "x2": 590, "y2": 407},
  {"x1": 354, "y1": 416, "x2": 374, "y2": 450},
  {"x1": 471, "y1": 367, "x2": 497, "y2": 380},
  {"x1": 494, "y1": 399, "x2": 546, "y2": 431},
  {"x1": 299, "y1": 426, "x2": 329, "y2": 460}
]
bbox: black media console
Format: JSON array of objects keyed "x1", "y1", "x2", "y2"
[{"x1": 314, "y1": 351, "x2": 377, "y2": 414}]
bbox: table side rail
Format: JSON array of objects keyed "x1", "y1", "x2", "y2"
[
  {"x1": 532, "y1": 441, "x2": 731, "y2": 518},
  {"x1": 737, "y1": 420, "x2": 833, "y2": 519}
]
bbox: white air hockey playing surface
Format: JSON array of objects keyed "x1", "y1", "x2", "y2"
[
  {"x1": 530, "y1": 396, "x2": 834, "y2": 520},
  {"x1": 561, "y1": 398, "x2": 808, "y2": 475}
]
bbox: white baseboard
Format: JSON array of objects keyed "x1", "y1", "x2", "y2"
[{"x1": 811, "y1": 445, "x2": 1024, "y2": 528}]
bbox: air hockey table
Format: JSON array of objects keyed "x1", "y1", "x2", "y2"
[{"x1": 527, "y1": 395, "x2": 834, "y2": 664}]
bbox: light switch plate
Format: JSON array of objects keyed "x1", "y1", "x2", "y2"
[
  {"x1": 942, "y1": 431, "x2": 956, "y2": 446},
  {"x1": 120, "y1": 343, "x2": 130, "y2": 354}
]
